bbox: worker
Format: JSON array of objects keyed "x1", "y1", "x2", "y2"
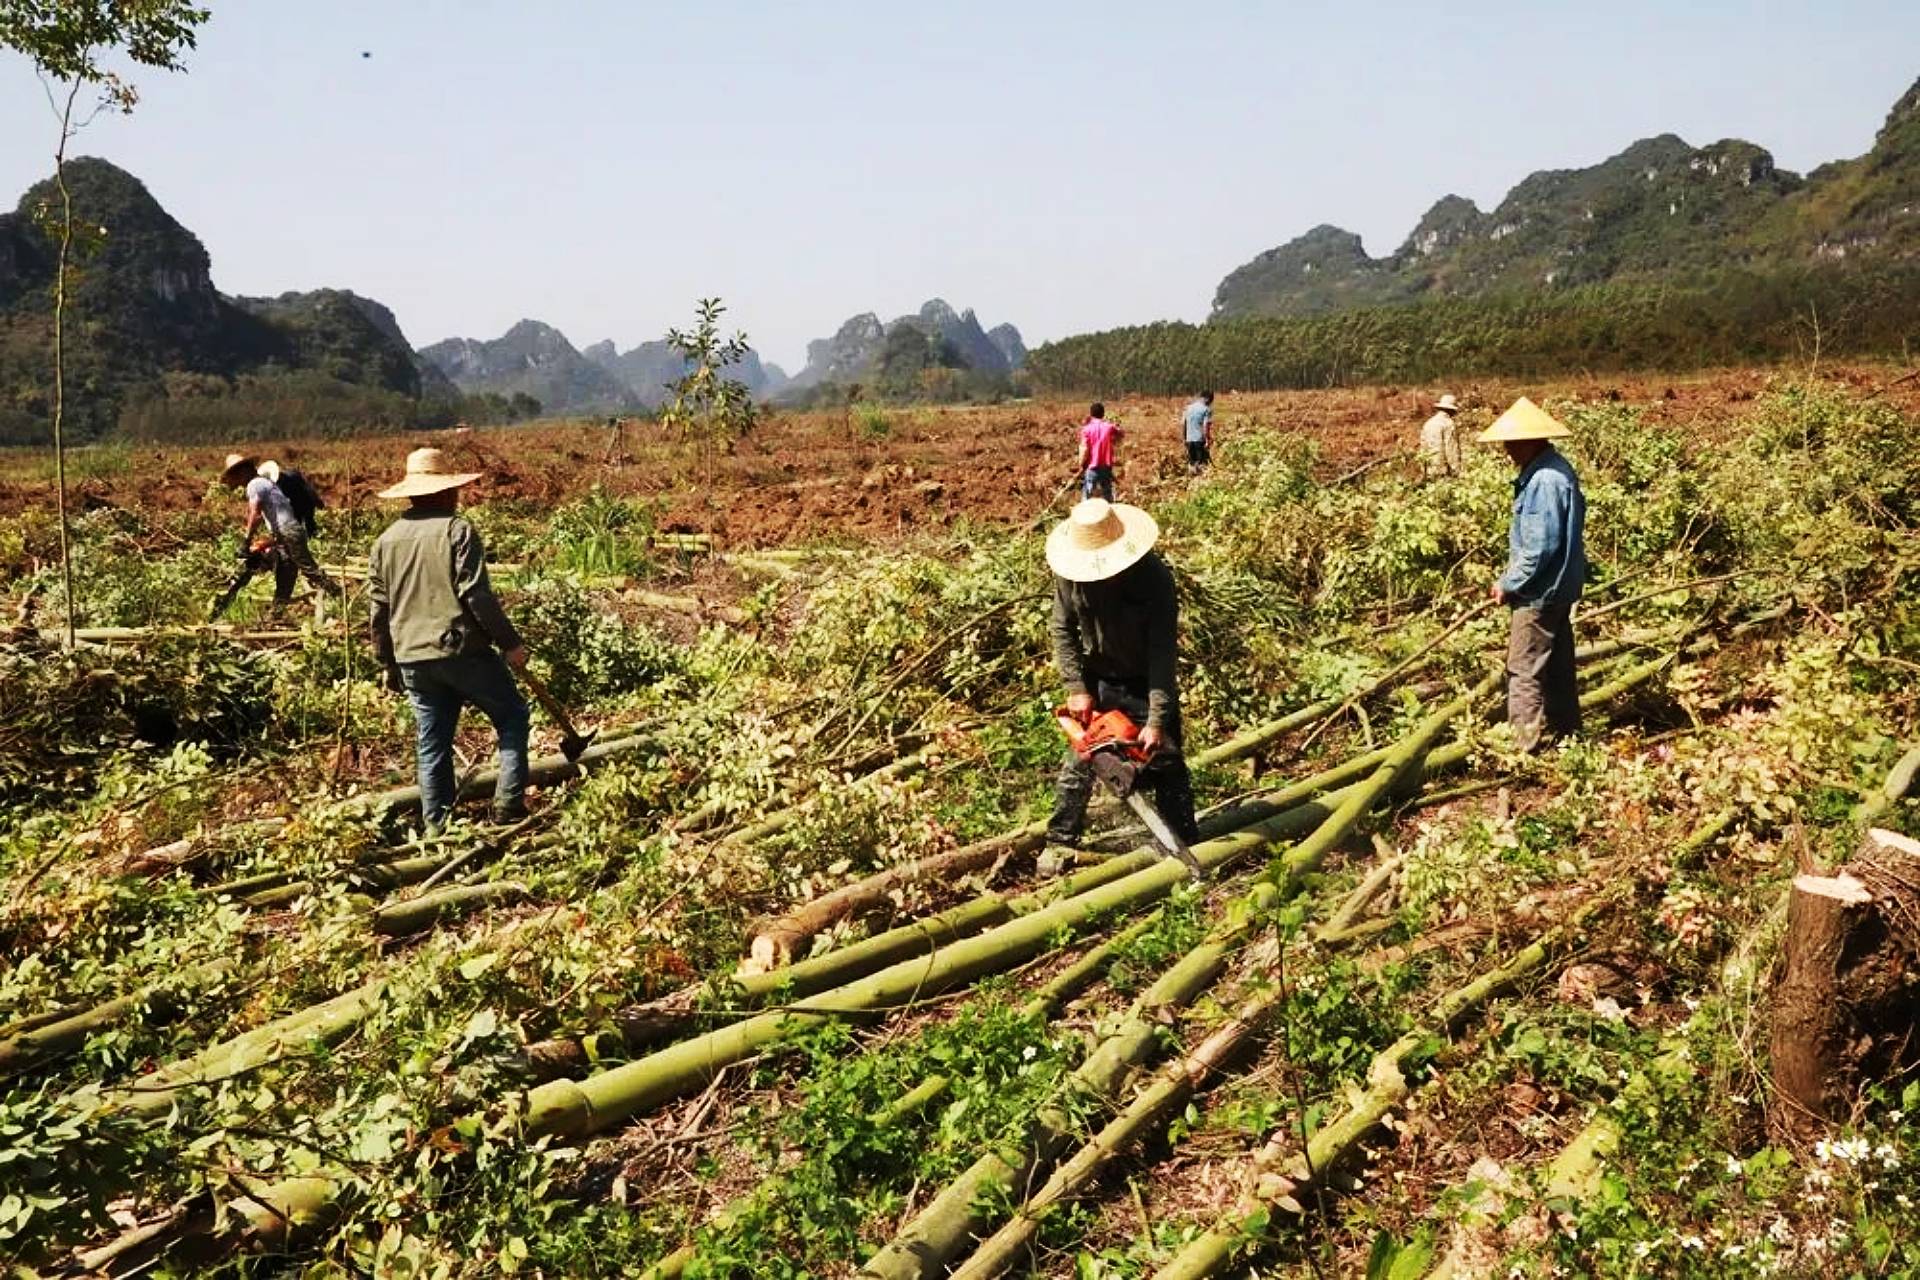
[
  {"x1": 1043, "y1": 498, "x2": 1199, "y2": 851},
  {"x1": 1077, "y1": 402, "x2": 1122, "y2": 501},
  {"x1": 1479, "y1": 397, "x2": 1587, "y2": 752},
  {"x1": 1182, "y1": 391, "x2": 1214, "y2": 475},
  {"x1": 1420, "y1": 393, "x2": 1463, "y2": 477},
  {"x1": 214, "y1": 453, "x2": 338, "y2": 619},
  {"x1": 368, "y1": 447, "x2": 531, "y2": 833}
]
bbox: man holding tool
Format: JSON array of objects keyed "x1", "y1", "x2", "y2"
[
  {"x1": 1043, "y1": 498, "x2": 1201, "y2": 873},
  {"x1": 368, "y1": 447, "x2": 533, "y2": 833},
  {"x1": 213, "y1": 453, "x2": 338, "y2": 620}
]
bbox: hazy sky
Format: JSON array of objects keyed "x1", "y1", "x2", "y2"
[{"x1": 2, "y1": 3, "x2": 1915, "y2": 369}]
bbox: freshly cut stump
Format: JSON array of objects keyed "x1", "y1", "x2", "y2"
[{"x1": 1770, "y1": 828, "x2": 1920, "y2": 1142}]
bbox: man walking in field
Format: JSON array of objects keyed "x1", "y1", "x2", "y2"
[
  {"x1": 1043, "y1": 497, "x2": 1199, "y2": 852},
  {"x1": 1077, "y1": 402, "x2": 1122, "y2": 501},
  {"x1": 1420, "y1": 393, "x2": 1463, "y2": 478},
  {"x1": 213, "y1": 453, "x2": 338, "y2": 620},
  {"x1": 1182, "y1": 391, "x2": 1214, "y2": 475},
  {"x1": 1480, "y1": 397, "x2": 1587, "y2": 752},
  {"x1": 368, "y1": 447, "x2": 531, "y2": 833}
]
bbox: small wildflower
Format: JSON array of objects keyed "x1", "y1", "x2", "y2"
[
  {"x1": 1632, "y1": 1240, "x2": 1654, "y2": 1259},
  {"x1": 1722, "y1": 1243, "x2": 1745, "y2": 1259},
  {"x1": 1724, "y1": 1154, "x2": 1743, "y2": 1175},
  {"x1": 1768, "y1": 1219, "x2": 1793, "y2": 1244},
  {"x1": 1680, "y1": 1234, "x2": 1705, "y2": 1252}
]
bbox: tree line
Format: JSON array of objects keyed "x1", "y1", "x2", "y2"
[{"x1": 1027, "y1": 264, "x2": 1920, "y2": 395}]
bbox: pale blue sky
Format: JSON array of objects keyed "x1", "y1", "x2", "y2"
[{"x1": 3, "y1": 2, "x2": 1915, "y2": 369}]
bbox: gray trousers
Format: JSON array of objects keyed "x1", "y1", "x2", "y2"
[{"x1": 1507, "y1": 602, "x2": 1579, "y2": 752}]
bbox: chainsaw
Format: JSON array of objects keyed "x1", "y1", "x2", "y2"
[
  {"x1": 1054, "y1": 704, "x2": 1204, "y2": 878},
  {"x1": 208, "y1": 536, "x2": 280, "y2": 620}
]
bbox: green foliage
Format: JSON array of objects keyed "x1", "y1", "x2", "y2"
[
  {"x1": 537, "y1": 488, "x2": 659, "y2": 579},
  {"x1": 511, "y1": 576, "x2": 683, "y2": 706},
  {"x1": 662, "y1": 298, "x2": 757, "y2": 479},
  {"x1": 1029, "y1": 264, "x2": 1920, "y2": 395}
]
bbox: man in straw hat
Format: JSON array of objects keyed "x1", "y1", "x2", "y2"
[
  {"x1": 1420, "y1": 393, "x2": 1463, "y2": 478},
  {"x1": 368, "y1": 447, "x2": 531, "y2": 832},
  {"x1": 1043, "y1": 497, "x2": 1200, "y2": 852},
  {"x1": 214, "y1": 453, "x2": 338, "y2": 619},
  {"x1": 1478, "y1": 397, "x2": 1587, "y2": 752}
]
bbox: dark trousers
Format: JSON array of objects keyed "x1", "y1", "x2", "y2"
[
  {"x1": 210, "y1": 527, "x2": 339, "y2": 618},
  {"x1": 1185, "y1": 440, "x2": 1210, "y2": 471},
  {"x1": 400, "y1": 651, "x2": 531, "y2": 832},
  {"x1": 1046, "y1": 678, "x2": 1200, "y2": 846},
  {"x1": 1082, "y1": 465, "x2": 1115, "y2": 501},
  {"x1": 1507, "y1": 602, "x2": 1580, "y2": 752}
]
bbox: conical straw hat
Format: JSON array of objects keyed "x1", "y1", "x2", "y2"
[
  {"x1": 377, "y1": 447, "x2": 483, "y2": 499},
  {"x1": 1476, "y1": 396, "x2": 1571, "y2": 443},
  {"x1": 220, "y1": 452, "x2": 259, "y2": 484},
  {"x1": 1045, "y1": 498, "x2": 1160, "y2": 583}
]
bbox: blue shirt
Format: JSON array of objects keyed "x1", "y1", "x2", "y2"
[
  {"x1": 1182, "y1": 400, "x2": 1212, "y2": 443},
  {"x1": 1500, "y1": 447, "x2": 1586, "y2": 607}
]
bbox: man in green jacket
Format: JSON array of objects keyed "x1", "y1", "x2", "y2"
[
  {"x1": 368, "y1": 447, "x2": 530, "y2": 832},
  {"x1": 1043, "y1": 498, "x2": 1198, "y2": 850}
]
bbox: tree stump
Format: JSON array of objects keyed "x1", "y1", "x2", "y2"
[{"x1": 1770, "y1": 828, "x2": 1920, "y2": 1142}]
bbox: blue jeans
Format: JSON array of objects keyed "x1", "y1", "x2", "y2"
[
  {"x1": 400, "y1": 651, "x2": 531, "y2": 831},
  {"x1": 1082, "y1": 465, "x2": 1115, "y2": 501}
]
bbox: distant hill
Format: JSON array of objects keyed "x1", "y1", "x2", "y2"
[
  {"x1": 0, "y1": 158, "x2": 435, "y2": 443},
  {"x1": 420, "y1": 321, "x2": 638, "y2": 416},
  {"x1": 1213, "y1": 74, "x2": 1920, "y2": 319},
  {"x1": 581, "y1": 337, "x2": 787, "y2": 408},
  {"x1": 781, "y1": 299, "x2": 1026, "y2": 401}
]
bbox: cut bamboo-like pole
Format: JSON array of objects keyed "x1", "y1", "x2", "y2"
[
  {"x1": 639, "y1": 915, "x2": 1161, "y2": 1280},
  {"x1": 332, "y1": 731, "x2": 651, "y2": 818},
  {"x1": 864, "y1": 881, "x2": 1286, "y2": 1280},
  {"x1": 952, "y1": 984, "x2": 1280, "y2": 1280},
  {"x1": 1317, "y1": 835, "x2": 1402, "y2": 943},
  {"x1": 1152, "y1": 926, "x2": 1570, "y2": 1280},
  {"x1": 0, "y1": 961, "x2": 233, "y2": 1080},
  {"x1": 1854, "y1": 740, "x2": 1920, "y2": 824},
  {"x1": 866, "y1": 680, "x2": 1493, "y2": 1279},
  {"x1": 371, "y1": 881, "x2": 528, "y2": 936}
]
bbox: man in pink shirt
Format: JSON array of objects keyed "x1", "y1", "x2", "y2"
[{"x1": 1077, "y1": 402, "x2": 1122, "y2": 501}]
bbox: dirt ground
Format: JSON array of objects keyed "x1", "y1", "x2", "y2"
[{"x1": 2, "y1": 364, "x2": 1914, "y2": 546}]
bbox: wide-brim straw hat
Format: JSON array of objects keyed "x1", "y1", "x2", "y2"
[
  {"x1": 1476, "y1": 396, "x2": 1571, "y2": 443},
  {"x1": 1434, "y1": 394, "x2": 1459, "y2": 413},
  {"x1": 378, "y1": 447, "x2": 483, "y2": 499},
  {"x1": 1045, "y1": 498, "x2": 1160, "y2": 583},
  {"x1": 220, "y1": 452, "x2": 258, "y2": 484}
]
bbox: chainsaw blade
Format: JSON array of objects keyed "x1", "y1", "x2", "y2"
[{"x1": 1124, "y1": 792, "x2": 1204, "y2": 879}]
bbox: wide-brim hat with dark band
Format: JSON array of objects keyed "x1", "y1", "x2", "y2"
[
  {"x1": 377, "y1": 447, "x2": 483, "y2": 499},
  {"x1": 220, "y1": 452, "x2": 259, "y2": 485},
  {"x1": 1476, "y1": 396, "x2": 1571, "y2": 443},
  {"x1": 1045, "y1": 498, "x2": 1160, "y2": 583}
]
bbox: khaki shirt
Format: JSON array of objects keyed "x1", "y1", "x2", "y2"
[
  {"x1": 1420, "y1": 411, "x2": 1462, "y2": 476},
  {"x1": 368, "y1": 511, "x2": 522, "y2": 665}
]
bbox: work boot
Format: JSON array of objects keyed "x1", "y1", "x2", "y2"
[{"x1": 1035, "y1": 842, "x2": 1080, "y2": 879}]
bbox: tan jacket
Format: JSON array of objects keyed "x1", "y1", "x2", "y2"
[{"x1": 1420, "y1": 411, "x2": 1462, "y2": 476}]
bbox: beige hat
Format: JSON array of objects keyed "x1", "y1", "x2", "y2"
[
  {"x1": 1045, "y1": 498, "x2": 1159, "y2": 583},
  {"x1": 220, "y1": 452, "x2": 259, "y2": 485},
  {"x1": 377, "y1": 447, "x2": 483, "y2": 499},
  {"x1": 1476, "y1": 396, "x2": 1571, "y2": 443},
  {"x1": 1434, "y1": 394, "x2": 1459, "y2": 413}
]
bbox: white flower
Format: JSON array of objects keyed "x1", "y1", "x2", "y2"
[
  {"x1": 1768, "y1": 1219, "x2": 1794, "y2": 1244},
  {"x1": 1897, "y1": 1193, "x2": 1913, "y2": 1209},
  {"x1": 1021, "y1": 1045, "x2": 1037, "y2": 1061},
  {"x1": 1633, "y1": 1241, "x2": 1654, "y2": 1259},
  {"x1": 1875, "y1": 1142, "x2": 1898, "y2": 1169},
  {"x1": 1723, "y1": 1243, "x2": 1745, "y2": 1259},
  {"x1": 1680, "y1": 1235, "x2": 1705, "y2": 1251},
  {"x1": 1814, "y1": 1138, "x2": 1833, "y2": 1163},
  {"x1": 1725, "y1": 1154, "x2": 1743, "y2": 1175}
]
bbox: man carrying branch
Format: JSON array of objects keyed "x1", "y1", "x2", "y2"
[{"x1": 1480, "y1": 397, "x2": 1587, "y2": 752}]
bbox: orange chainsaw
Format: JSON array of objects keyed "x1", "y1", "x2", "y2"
[{"x1": 1055, "y1": 704, "x2": 1204, "y2": 878}]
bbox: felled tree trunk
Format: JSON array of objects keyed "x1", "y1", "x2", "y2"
[{"x1": 1771, "y1": 828, "x2": 1920, "y2": 1143}]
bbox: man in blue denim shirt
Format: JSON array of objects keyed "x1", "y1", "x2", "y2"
[{"x1": 1478, "y1": 398, "x2": 1586, "y2": 752}]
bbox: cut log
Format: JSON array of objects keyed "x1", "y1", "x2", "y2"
[
  {"x1": 1770, "y1": 828, "x2": 1920, "y2": 1142},
  {"x1": 331, "y1": 730, "x2": 651, "y2": 819}
]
